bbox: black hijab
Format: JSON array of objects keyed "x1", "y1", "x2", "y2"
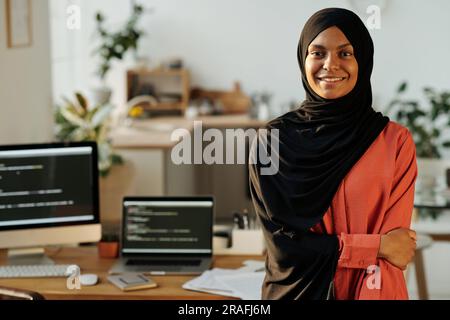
[{"x1": 249, "y1": 8, "x2": 389, "y2": 299}]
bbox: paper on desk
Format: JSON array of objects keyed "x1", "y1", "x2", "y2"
[
  {"x1": 215, "y1": 272, "x2": 265, "y2": 300},
  {"x1": 239, "y1": 260, "x2": 265, "y2": 272},
  {"x1": 182, "y1": 260, "x2": 265, "y2": 299},
  {"x1": 183, "y1": 268, "x2": 239, "y2": 298}
]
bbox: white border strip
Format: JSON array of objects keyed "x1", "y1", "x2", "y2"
[
  {"x1": 123, "y1": 201, "x2": 213, "y2": 207},
  {"x1": 0, "y1": 215, "x2": 95, "y2": 227},
  {"x1": 122, "y1": 248, "x2": 211, "y2": 254},
  {"x1": 0, "y1": 146, "x2": 92, "y2": 158}
]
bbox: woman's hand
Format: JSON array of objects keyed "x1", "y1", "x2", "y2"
[{"x1": 378, "y1": 228, "x2": 417, "y2": 270}]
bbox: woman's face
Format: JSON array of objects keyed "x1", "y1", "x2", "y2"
[{"x1": 305, "y1": 26, "x2": 358, "y2": 99}]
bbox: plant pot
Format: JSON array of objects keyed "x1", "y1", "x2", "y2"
[{"x1": 98, "y1": 241, "x2": 119, "y2": 259}]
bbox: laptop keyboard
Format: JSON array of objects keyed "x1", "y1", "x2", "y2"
[{"x1": 126, "y1": 259, "x2": 202, "y2": 267}]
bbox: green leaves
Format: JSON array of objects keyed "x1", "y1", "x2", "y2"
[
  {"x1": 95, "y1": 12, "x2": 104, "y2": 23},
  {"x1": 94, "y1": 3, "x2": 146, "y2": 80},
  {"x1": 111, "y1": 154, "x2": 124, "y2": 165},
  {"x1": 54, "y1": 92, "x2": 123, "y2": 177},
  {"x1": 398, "y1": 81, "x2": 407, "y2": 93},
  {"x1": 386, "y1": 81, "x2": 450, "y2": 159},
  {"x1": 75, "y1": 92, "x2": 88, "y2": 112}
]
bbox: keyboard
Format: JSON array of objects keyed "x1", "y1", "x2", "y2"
[{"x1": 0, "y1": 264, "x2": 76, "y2": 278}]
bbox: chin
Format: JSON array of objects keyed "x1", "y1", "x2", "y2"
[{"x1": 319, "y1": 91, "x2": 344, "y2": 100}]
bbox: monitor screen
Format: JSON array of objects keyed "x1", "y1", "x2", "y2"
[
  {"x1": 122, "y1": 197, "x2": 213, "y2": 254},
  {"x1": 0, "y1": 142, "x2": 99, "y2": 231}
]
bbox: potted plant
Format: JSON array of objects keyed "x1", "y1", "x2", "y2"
[
  {"x1": 92, "y1": 3, "x2": 146, "y2": 104},
  {"x1": 54, "y1": 92, "x2": 123, "y2": 177},
  {"x1": 98, "y1": 224, "x2": 120, "y2": 259},
  {"x1": 386, "y1": 82, "x2": 450, "y2": 218},
  {"x1": 386, "y1": 82, "x2": 450, "y2": 158},
  {"x1": 55, "y1": 92, "x2": 134, "y2": 225}
]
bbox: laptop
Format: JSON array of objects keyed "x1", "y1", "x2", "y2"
[{"x1": 109, "y1": 196, "x2": 213, "y2": 275}]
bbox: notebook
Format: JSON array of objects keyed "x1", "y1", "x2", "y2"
[{"x1": 107, "y1": 273, "x2": 157, "y2": 291}]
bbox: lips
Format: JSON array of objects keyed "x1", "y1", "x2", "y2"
[{"x1": 317, "y1": 76, "x2": 346, "y2": 82}]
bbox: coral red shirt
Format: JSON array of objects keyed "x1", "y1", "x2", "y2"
[{"x1": 311, "y1": 121, "x2": 418, "y2": 300}]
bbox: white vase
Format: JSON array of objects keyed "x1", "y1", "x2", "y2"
[
  {"x1": 91, "y1": 86, "x2": 112, "y2": 105},
  {"x1": 417, "y1": 157, "x2": 450, "y2": 189}
]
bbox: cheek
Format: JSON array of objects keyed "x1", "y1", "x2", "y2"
[
  {"x1": 346, "y1": 62, "x2": 358, "y2": 89},
  {"x1": 305, "y1": 58, "x2": 320, "y2": 86},
  {"x1": 350, "y1": 64, "x2": 358, "y2": 80}
]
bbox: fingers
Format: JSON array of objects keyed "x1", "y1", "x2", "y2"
[
  {"x1": 408, "y1": 229, "x2": 417, "y2": 241},
  {"x1": 387, "y1": 228, "x2": 417, "y2": 240}
]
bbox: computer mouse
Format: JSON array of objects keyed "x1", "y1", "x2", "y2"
[{"x1": 80, "y1": 274, "x2": 99, "y2": 286}]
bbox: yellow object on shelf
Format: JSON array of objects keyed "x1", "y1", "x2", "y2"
[{"x1": 128, "y1": 105, "x2": 144, "y2": 118}]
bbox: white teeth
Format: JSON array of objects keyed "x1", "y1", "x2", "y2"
[{"x1": 319, "y1": 77, "x2": 345, "y2": 82}]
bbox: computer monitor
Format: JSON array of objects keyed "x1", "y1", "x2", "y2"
[{"x1": 0, "y1": 141, "x2": 101, "y2": 264}]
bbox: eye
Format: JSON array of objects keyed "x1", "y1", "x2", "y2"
[
  {"x1": 340, "y1": 51, "x2": 353, "y2": 57},
  {"x1": 310, "y1": 51, "x2": 324, "y2": 58}
]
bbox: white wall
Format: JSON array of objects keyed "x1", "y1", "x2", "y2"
[{"x1": 0, "y1": 0, "x2": 53, "y2": 144}]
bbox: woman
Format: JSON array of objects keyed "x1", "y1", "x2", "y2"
[{"x1": 249, "y1": 8, "x2": 418, "y2": 300}]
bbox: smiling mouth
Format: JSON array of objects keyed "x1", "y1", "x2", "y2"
[{"x1": 317, "y1": 77, "x2": 347, "y2": 82}]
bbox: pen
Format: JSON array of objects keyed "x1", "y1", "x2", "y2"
[
  {"x1": 150, "y1": 271, "x2": 166, "y2": 275},
  {"x1": 242, "y1": 210, "x2": 250, "y2": 230},
  {"x1": 233, "y1": 212, "x2": 244, "y2": 229}
]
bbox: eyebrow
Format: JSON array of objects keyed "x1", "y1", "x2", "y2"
[{"x1": 309, "y1": 43, "x2": 352, "y2": 50}]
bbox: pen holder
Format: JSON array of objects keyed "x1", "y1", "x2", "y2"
[{"x1": 214, "y1": 228, "x2": 265, "y2": 255}]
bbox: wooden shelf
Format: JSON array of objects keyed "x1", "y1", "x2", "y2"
[{"x1": 126, "y1": 67, "x2": 190, "y2": 113}]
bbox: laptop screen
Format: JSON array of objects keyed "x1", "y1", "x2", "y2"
[{"x1": 121, "y1": 197, "x2": 213, "y2": 255}]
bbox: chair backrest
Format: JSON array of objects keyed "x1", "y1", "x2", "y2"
[{"x1": 0, "y1": 286, "x2": 45, "y2": 300}]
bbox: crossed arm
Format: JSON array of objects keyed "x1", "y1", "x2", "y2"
[{"x1": 336, "y1": 130, "x2": 418, "y2": 271}]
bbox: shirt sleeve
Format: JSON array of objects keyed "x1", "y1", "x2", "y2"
[
  {"x1": 337, "y1": 233, "x2": 381, "y2": 269},
  {"x1": 336, "y1": 128, "x2": 417, "y2": 269},
  {"x1": 380, "y1": 129, "x2": 418, "y2": 231}
]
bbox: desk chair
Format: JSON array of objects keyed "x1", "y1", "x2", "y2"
[{"x1": 0, "y1": 285, "x2": 45, "y2": 300}]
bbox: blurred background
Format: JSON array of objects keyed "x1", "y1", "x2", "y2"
[{"x1": 1, "y1": 0, "x2": 450, "y2": 299}]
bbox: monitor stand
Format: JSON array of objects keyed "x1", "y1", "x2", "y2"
[{"x1": 7, "y1": 247, "x2": 55, "y2": 265}]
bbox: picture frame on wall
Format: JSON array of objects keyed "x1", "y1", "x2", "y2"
[{"x1": 5, "y1": 0, "x2": 32, "y2": 48}]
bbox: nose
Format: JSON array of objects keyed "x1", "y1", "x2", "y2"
[{"x1": 322, "y1": 53, "x2": 339, "y2": 71}]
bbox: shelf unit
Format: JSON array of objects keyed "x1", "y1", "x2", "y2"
[{"x1": 126, "y1": 67, "x2": 190, "y2": 113}]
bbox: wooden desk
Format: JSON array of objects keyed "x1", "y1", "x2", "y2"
[{"x1": 0, "y1": 246, "x2": 264, "y2": 300}]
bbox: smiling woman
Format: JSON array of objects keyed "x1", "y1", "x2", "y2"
[
  {"x1": 305, "y1": 26, "x2": 358, "y2": 100},
  {"x1": 249, "y1": 8, "x2": 418, "y2": 300}
]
